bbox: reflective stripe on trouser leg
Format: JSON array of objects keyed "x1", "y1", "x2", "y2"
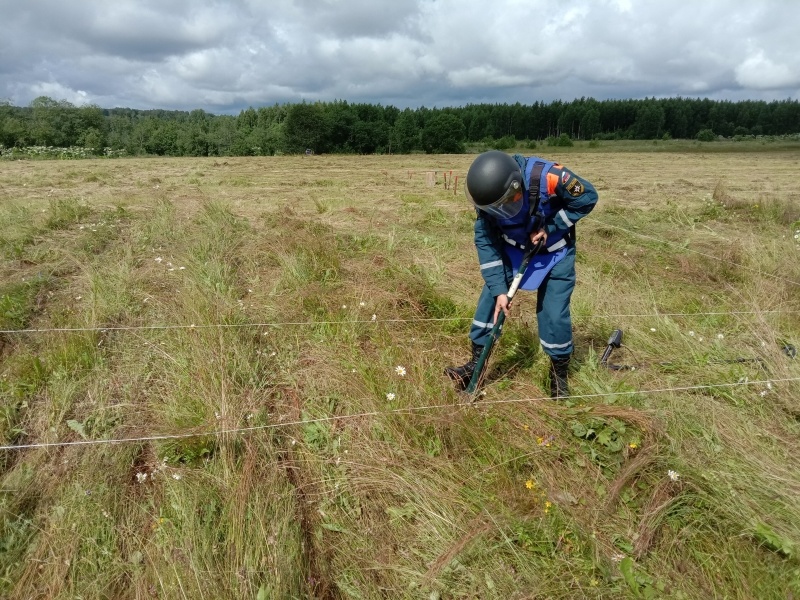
[
  {"x1": 468, "y1": 283, "x2": 500, "y2": 347},
  {"x1": 536, "y1": 244, "x2": 576, "y2": 358}
]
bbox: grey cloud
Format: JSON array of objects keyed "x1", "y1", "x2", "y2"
[{"x1": 1, "y1": 0, "x2": 799, "y2": 112}]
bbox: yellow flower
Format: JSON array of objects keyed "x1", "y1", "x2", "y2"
[
  {"x1": 525, "y1": 480, "x2": 534, "y2": 489},
  {"x1": 590, "y1": 578, "x2": 599, "y2": 587},
  {"x1": 628, "y1": 442, "x2": 638, "y2": 449},
  {"x1": 545, "y1": 501, "x2": 552, "y2": 509},
  {"x1": 536, "y1": 436, "x2": 544, "y2": 445},
  {"x1": 522, "y1": 424, "x2": 530, "y2": 431}
]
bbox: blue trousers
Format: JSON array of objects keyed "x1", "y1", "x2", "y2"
[{"x1": 468, "y1": 244, "x2": 576, "y2": 359}]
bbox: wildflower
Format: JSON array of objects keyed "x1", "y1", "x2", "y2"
[
  {"x1": 717, "y1": 333, "x2": 724, "y2": 340},
  {"x1": 359, "y1": 301, "x2": 366, "y2": 307},
  {"x1": 545, "y1": 501, "x2": 552, "y2": 509},
  {"x1": 525, "y1": 480, "x2": 534, "y2": 490},
  {"x1": 341, "y1": 305, "x2": 347, "y2": 309},
  {"x1": 136, "y1": 472, "x2": 148, "y2": 483},
  {"x1": 628, "y1": 442, "x2": 638, "y2": 449},
  {"x1": 171, "y1": 473, "x2": 182, "y2": 481},
  {"x1": 689, "y1": 330, "x2": 695, "y2": 337},
  {"x1": 611, "y1": 553, "x2": 626, "y2": 563},
  {"x1": 371, "y1": 314, "x2": 377, "y2": 321},
  {"x1": 522, "y1": 424, "x2": 529, "y2": 431},
  {"x1": 386, "y1": 392, "x2": 396, "y2": 401},
  {"x1": 668, "y1": 469, "x2": 680, "y2": 481},
  {"x1": 650, "y1": 328, "x2": 656, "y2": 332},
  {"x1": 395, "y1": 365, "x2": 407, "y2": 377},
  {"x1": 155, "y1": 257, "x2": 163, "y2": 263},
  {"x1": 536, "y1": 436, "x2": 544, "y2": 445}
]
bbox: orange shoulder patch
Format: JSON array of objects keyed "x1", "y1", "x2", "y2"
[{"x1": 546, "y1": 172, "x2": 560, "y2": 195}]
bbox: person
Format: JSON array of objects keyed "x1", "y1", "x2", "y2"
[{"x1": 444, "y1": 150, "x2": 598, "y2": 398}]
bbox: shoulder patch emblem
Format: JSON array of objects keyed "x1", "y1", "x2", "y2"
[
  {"x1": 561, "y1": 170, "x2": 570, "y2": 185},
  {"x1": 566, "y1": 178, "x2": 584, "y2": 196}
]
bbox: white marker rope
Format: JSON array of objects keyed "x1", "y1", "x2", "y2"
[
  {"x1": 2, "y1": 377, "x2": 797, "y2": 452},
  {"x1": 1, "y1": 310, "x2": 798, "y2": 335}
]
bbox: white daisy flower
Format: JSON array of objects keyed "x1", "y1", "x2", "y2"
[
  {"x1": 668, "y1": 470, "x2": 680, "y2": 482},
  {"x1": 395, "y1": 365, "x2": 407, "y2": 377}
]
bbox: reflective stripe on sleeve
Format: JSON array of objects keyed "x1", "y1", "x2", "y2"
[
  {"x1": 480, "y1": 260, "x2": 504, "y2": 271},
  {"x1": 557, "y1": 209, "x2": 574, "y2": 228},
  {"x1": 502, "y1": 234, "x2": 524, "y2": 249},
  {"x1": 546, "y1": 238, "x2": 567, "y2": 252}
]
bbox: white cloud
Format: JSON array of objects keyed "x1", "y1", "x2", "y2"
[
  {"x1": 28, "y1": 82, "x2": 92, "y2": 106},
  {"x1": 1, "y1": 0, "x2": 799, "y2": 112},
  {"x1": 735, "y1": 50, "x2": 798, "y2": 90}
]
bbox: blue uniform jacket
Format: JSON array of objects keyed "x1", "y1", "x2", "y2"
[{"x1": 474, "y1": 155, "x2": 598, "y2": 297}]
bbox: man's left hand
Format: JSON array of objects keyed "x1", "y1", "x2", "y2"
[{"x1": 530, "y1": 229, "x2": 547, "y2": 246}]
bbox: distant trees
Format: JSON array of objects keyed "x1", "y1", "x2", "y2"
[
  {"x1": 1, "y1": 95, "x2": 799, "y2": 157},
  {"x1": 421, "y1": 113, "x2": 466, "y2": 153}
]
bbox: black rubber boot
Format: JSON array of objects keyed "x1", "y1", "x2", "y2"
[
  {"x1": 549, "y1": 356, "x2": 570, "y2": 399},
  {"x1": 444, "y1": 341, "x2": 484, "y2": 390}
]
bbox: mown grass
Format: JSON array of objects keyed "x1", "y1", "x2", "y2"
[{"x1": 0, "y1": 152, "x2": 799, "y2": 599}]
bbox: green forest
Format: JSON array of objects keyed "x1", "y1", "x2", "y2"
[{"x1": 1, "y1": 95, "x2": 799, "y2": 157}]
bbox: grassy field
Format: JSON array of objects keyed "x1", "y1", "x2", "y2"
[{"x1": 1, "y1": 149, "x2": 799, "y2": 599}]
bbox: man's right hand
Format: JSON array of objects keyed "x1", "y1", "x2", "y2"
[{"x1": 494, "y1": 294, "x2": 510, "y2": 322}]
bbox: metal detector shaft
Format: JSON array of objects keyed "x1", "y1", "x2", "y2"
[{"x1": 465, "y1": 239, "x2": 543, "y2": 395}]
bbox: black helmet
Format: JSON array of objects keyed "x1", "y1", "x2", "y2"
[{"x1": 465, "y1": 150, "x2": 524, "y2": 219}]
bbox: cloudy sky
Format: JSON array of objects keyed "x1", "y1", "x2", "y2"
[{"x1": 1, "y1": 0, "x2": 798, "y2": 114}]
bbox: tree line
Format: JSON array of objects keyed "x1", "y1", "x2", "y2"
[{"x1": 1, "y1": 95, "x2": 799, "y2": 156}]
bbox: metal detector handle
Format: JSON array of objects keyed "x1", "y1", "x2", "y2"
[
  {"x1": 600, "y1": 328, "x2": 623, "y2": 367},
  {"x1": 465, "y1": 239, "x2": 544, "y2": 395}
]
